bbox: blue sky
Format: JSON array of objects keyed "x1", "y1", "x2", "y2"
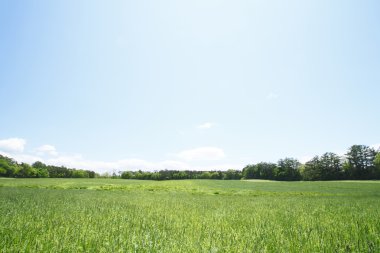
[{"x1": 1, "y1": 0, "x2": 379, "y2": 172}]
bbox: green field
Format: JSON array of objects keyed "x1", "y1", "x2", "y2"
[{"x1": 1, "y1": 179, "x2": 380, "y2": 252}]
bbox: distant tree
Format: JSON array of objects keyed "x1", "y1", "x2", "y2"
[
  {"x1": 32, "y1": 161, "x2": 47, "y2": 169},
  {"x1": 304, "y1": 153, "x2": 343, "y2": 181},
  {"x1": 87, "y1": 170, "x2": 96, "y2": 178},
  {"x1": 151, "y1": 172, "x2": 161, "y2": 180},
  {"x1": 319, "y1": 152, "x2": 342, "y2": 180},
  {"x1": 303, "y1": 156, "x2": 321, "y2": 181},
  {"x1": 18, "y1": 163, "x2": 37, "y2": 178},
  {"x1": 72, "y1": 170, "x2": 89, "y2": 178},
  {"x1": 0, "y1": 164, "x2": 5, "y2": 176},
  {"x1": 173, "y1": 171, "x2": 188, "y2": 180},
  {"x1": 298, "y1": 164, "x2": 306, "y2": 178},
  {"x1": 0, "y1": 155, "x2": 19, "y2": 177},
  {"x1": 256, "y1": 163, "x2": 277, "y2": 180},
  {"x1": 121, "y1": 171, "x2": 133, "y2": 179},
  {"x1": 158, "y1": 170, "x2": 172, "y2": 180},
  {"x1": 243, "y1": 162, "x2": 289, "y2": 180},
  {"x1": 32, "y1": 161, "x2": 49, "y2": 177},
  {"x1": 36, "y1": 168, "x2": 49, "y2": 178},
  {"x1": 199, "y1": 171, "x2": 212, "y2": 179},
  {"x1": 242, "y1": 165, "x2": 255, "y2": 179},
  {"x1": 342, "y1": 161, "x2": 350, "y2": 179},
  {"x1": 276, "y1": 158, "x2": 301, "y2": 181},
  {"x1": 47, "y1": 166, "x2": 65, "y2": 178},
  {"x1": 223, "y1": 169, "x2": 242, "y2": 180},
  {"x1": 344, "y1": 145, "x2": 377, "y2": 179},
  {"x1": 0, "y1": 155, "x2": 94, "y2": 178},
  {"x1": 210, "y1": 171, "x2": 223, "y2": 180},
  {"x1": 373, "y1": 153, "x2": 380, "y2": 179},
  {"x1": 134, "y1": 171, "x2": 144, "y2": 180}
]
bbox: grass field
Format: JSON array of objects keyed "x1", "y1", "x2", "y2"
[{"x1": 1, "y1": 179, "x2": 380, "y2": 252}]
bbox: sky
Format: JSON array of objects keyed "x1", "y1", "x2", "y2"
[{"x1": 0, "y1": 0, "x2": 379, "y2": 173}]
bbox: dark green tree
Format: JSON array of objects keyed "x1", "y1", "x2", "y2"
[
  {"x1": 344, "y1": 145, "x2": 377, "y2": 179},
  {"x1": 303, "y1": 156, "x2": 321, "y2": 180},
  {"x1": 199, "y1": 171, "x2": 212, "y2": 179},
  {"x1": 223, "y1": 169, "x2": 242, "y2": 180},
  {"x1": 256, "y1": 162, "x2": 277, "y2": 180},
  {"x1": 18, "y1": 163, "x2": 37, "y2": 178},
  {"x1": 373, "y1": 152, "x2": 380, "y2": 179},
  {"x1": 0, "y1": 155, "x2": 19, "y2": 177},
  {"x1": 302, "y1": 153, "x2": 342, "y2": 181},
  {"x1": 32, "y1": 161, "x2": 47, "y2": 169},
  {"x1": 276, "y1": 158, "x2": 301, "y2": 181},
  {"x1": 242, "y1": 165, "x2": 255, "y2": 179},
  {"x1": 121, "y1": 171, "x2": 133, "y2": 179},
  {"x1": 319, "y1": 152, "x2": 342, "y2": 180}
]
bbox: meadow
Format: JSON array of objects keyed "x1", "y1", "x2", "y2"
[{"x1": 1, "y1": 179, "x2": 379, "y2": 252}]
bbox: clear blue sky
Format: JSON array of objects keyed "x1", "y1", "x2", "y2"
[{"x1": 1, "y1": 0, "x2": 379, "y2": 172}]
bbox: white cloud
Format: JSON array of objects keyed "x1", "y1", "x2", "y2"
[
  {"x1": 0, "y1": 151, "x2": 41, "y2": 165},
  {"x1": 42, "y1": 156, "x2": 240, "y2": 173},
  {"x1": 2, "y1": 148, "x2": 231, "y2": 173},
  {"x1": 39, "y1": 155, "x2": 191, "y2": 173},
  {"x1": 197, "y1": 122, "x2": 215, "y2": 129},
  {"x1": 159, "y1": 160, "x2": 191, "y2": 170},
  {"x1": 0, "y1": 138, "x2": 26, "y2": 153},
  {"x1": 266, "y1": 92, "x2": 279, "y2": 100},
  {"x1": 0, "y1": 138, "x2": 240, "y2": 173},
  {"x1": 177, "y1": 147, "x2": 225, "y2": 161},
  {"x1": 36, "y1": 145, "x2": 58, "y2": 156},
  {"x1": 44, "y1": 156, "x2": 211, "y2": 173},
  {"x1": 46, "y1": 155, "x2": 111, "y2": 172},
  {"x1": 191, "y1": 163, "x2": 244, "y2": 171}
]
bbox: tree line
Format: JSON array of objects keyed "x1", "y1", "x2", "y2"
[
  {"x1": 120, "y1": 169, "x2": 242, "y2": 180},
  {"x1": 1, "y1": 144, "x2": 379, "y2": 181},
  {"x1": 119, "y1": 145, "x2": 380, "y2": 181},
  {"x1": 0, "y1": 156, "x2": 96, "y2": 178},
  {"x1": 243, "y1": 144, "x2": 380, "y2": 181}
]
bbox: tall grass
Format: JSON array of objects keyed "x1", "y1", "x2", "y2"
[{"x1": 1, "y1": 179, "x2": 379, "y2": 252}]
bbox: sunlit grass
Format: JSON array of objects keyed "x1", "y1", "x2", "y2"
[{"x1": 1, "y1": 179, "x2": 379, "y2": 252}]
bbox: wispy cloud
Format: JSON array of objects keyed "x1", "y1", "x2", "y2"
[
  {"x1": 0, "y1": 138, "x2": 26, "y2": 153},
  {"x1": 0, "y1": 151, "x2": 41, "y2": 165},
  {"x1": 197, "y1": 122, "x2": 215, "y2": 129},
  {"x1": 36, "y1": 145, "x2": 58, "y2": 156},
  {"x1": 177, "y1": 147, "x2": 225, "y2": 161}
]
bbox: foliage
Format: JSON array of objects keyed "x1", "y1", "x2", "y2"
[
  {"x1": 276, "y1": 158, "x2": 301, "y2": 180},
  {"x1": 344, "y1": 145, "x2": 378, "y2": 179},
  {"x1": 0, "y1": 155, "x2": 95, "y2": 179},
  {"x1": 373, "y1": 153, "x2": 380, "y2": 178},
  {"x1": 242, "y1": 162, "x2": 277, "y2": 180},
  {"x1": 303, "y1": 153, "x2": 342, "y2": 180},
  {"x1": 1, "y1": 143, "x2": 379, "y2": 181},
  {"x1": 0, "y1": 155, "x2": 19, "y2": 177},
  {"x1": 243, "y1": 160, "x2": 301, "y2": 181},
  {"x1": 120, "y1": 169, "x2": 240, "y2": 181}
]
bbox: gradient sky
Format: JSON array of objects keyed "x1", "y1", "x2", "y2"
[{"x1": 1, "y1": 0, "x2": 379, "y2": 172}]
